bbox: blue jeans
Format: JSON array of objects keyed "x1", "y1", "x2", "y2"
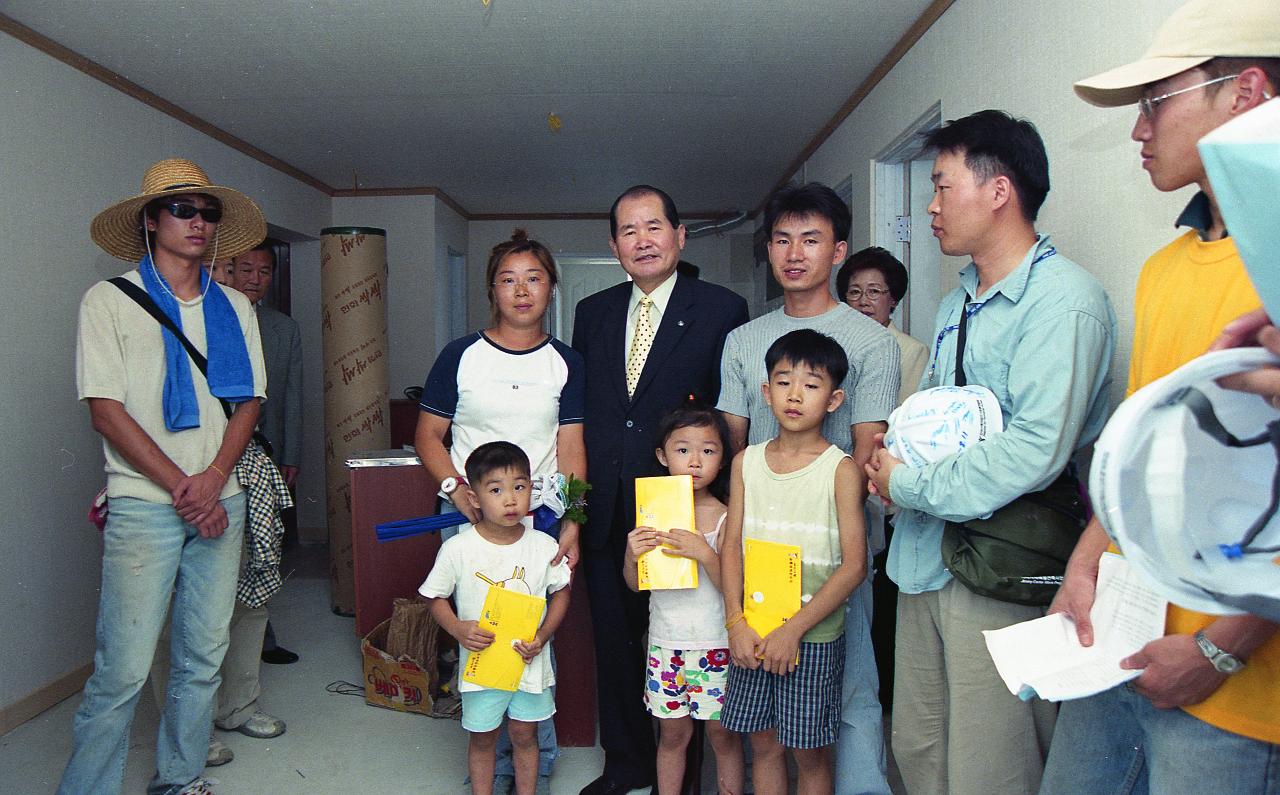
[
  {"x1": 58, "y1": 494, "x2": 245, "y2": 795},
  {"x1": 1040, "y1": 683, "x2": 1280, "y2": 794},
  {"x1": 835, "y1": 576, "x2": 892, "y2": 795},
  {"x1": 440, "y1": 497, "x2": 560, "y2": 778}
]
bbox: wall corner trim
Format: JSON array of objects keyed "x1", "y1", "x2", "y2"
[{"x1": 0, "y1": 661, "x2": 93, "y2": 735}]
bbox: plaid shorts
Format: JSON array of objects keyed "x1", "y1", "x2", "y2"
[{"x1": 719, "y1": 636, "x2": 845, "y2": 749}]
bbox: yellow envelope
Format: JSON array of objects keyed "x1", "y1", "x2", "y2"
[
  {"x1": 462, "y1": 585, "x2": 546, "y2": 692},
  {"x1": 743, "y1": 538, "x2": 802, "y2": 638},
  {"x1": 636, "y1": 475, "x2": 699, "y2": 590}
]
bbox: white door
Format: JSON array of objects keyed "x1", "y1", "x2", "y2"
[
  {"x1": 552, "y1": 256, "x2": 627, "y2": 344},
  {"x1": 906, "y1": 158, "x2": 945, "y2": 341},
  {"x1": 871, "y1": 103, "x2": 943, "y2": 344}
]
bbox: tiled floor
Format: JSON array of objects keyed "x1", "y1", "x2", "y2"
[{"x1": 1, "y1": 544, "x2": 903, "y2": 794}]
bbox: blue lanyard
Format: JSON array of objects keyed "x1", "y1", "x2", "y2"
[{"x1": 925, "y1": 245, "x2": 1057, "y2": 385}]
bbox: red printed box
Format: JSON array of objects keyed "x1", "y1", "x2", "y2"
[{"x1": 361, "y1": 618, "x2": 433, "y2": 716}]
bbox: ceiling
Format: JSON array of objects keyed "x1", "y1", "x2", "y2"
[{"x1": 2, "y1": 0, "x2": 940, "y2": 215}]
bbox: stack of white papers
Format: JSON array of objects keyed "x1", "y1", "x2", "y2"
[{"x1": 983, "y1": 553, "x2": 1167, "y2": 702}]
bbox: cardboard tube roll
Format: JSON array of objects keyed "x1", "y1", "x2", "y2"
[{"x1": 320, "y1": 227, "x2": 390, "y2": 615}]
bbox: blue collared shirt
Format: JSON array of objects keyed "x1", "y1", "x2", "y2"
[{"x1": 886, "y1": 235, "x2": 1117, "y2": 594}]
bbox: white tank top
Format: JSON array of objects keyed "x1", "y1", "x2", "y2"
[{"x1": 647, "y1": 513, "x2": 729, "y2": 650}]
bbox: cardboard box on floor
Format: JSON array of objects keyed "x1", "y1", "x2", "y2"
[{"x1": 361, "y1": 598, "x2": 439, "y2": 716}]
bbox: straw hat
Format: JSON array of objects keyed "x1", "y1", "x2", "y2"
[
  {"x1": 1074, "y1": 0, "x2": 1280, "y2": 107},
  {"x1": 91, "y1": 158, "x2": 267, "y2": 262}
]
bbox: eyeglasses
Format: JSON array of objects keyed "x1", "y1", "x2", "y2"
[
  {"x1": 1138, "y1": 74, "x2": 1239, "y2": 119},
  {"x1": 847, "y1": 286, "x2": 890, "y2": 301},
  {"x1": 164, "y1": 202, "x2": 223, "y2": 223},
  {"x1": 493, "y1": 275, "x2": 547, "y2": 290}
]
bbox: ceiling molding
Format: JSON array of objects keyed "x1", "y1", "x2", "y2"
[
  {"x1": 0, "y1": 13, "x2": 337, "y2": 198},
  {"x1": 754, "y1": 0, "x2": 958, "y2": 214},
  {"x1": 469, "y1": 212, "x2": 611, "y2": 222},
  {"x1": 332, "y1": 186, "x2": 472, "y2": 219}
]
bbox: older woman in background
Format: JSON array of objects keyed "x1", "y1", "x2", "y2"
[
  {"x1": 837, "y1": 246, "x2": 928, "y2": 403},
  {"x1": 836, "y1": 245, "x2": 928, "y2": 715}
]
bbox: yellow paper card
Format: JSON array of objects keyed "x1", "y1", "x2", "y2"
[
  {"x1": 743, "y1": 538, "x2": 802, "y2": 638},
  {"x1": 462, "y1": 585, "x2": 546, "y2": 692},
  {"x1": 635, "y1": 475, "x2": 699, "y2": 590}
]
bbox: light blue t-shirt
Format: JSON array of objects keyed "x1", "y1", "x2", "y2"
[{"x1": 887, "y1": 235, "x2": 1116, "y2": 594}]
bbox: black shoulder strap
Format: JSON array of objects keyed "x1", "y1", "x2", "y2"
[
  {"x1": 954, "y1": 302, "x2": 970, "y2": 387},
  {"x1": 109, "y1": 277, "x2": 232, "y2": 420}
]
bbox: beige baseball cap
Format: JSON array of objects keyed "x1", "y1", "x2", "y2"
[{"x1": 1074, "y1": 0, "x2": 1280, "y2": 107}]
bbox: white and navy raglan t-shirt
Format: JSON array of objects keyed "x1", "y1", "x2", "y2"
[{"x1": 420, "y1": 332, "x2": 585, "y2": 477}]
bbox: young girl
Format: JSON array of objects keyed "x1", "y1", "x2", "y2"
[{"x1": 623, "y1": 404, "x2": 744, "y2": 795}]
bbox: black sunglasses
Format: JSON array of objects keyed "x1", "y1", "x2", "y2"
[{"x1": 163, "y1": 202, "x2": 223, "y2": 223}]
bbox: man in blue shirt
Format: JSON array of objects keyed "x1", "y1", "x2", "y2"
[{"x1": 865, "y1": 110, "x2": 1116, "y2": 795}]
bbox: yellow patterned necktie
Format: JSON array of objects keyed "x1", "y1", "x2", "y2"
[{"x1": 626, "y1": 295, "x2": 655, "y2": 397}]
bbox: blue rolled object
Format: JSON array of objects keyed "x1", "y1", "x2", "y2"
[{"x1": 375, "y1": 511, "x2": 466, "y2": 542}]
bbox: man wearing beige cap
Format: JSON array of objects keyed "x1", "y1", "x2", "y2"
[{"x1": 1042, "y1": 2, "x2": 1278, "y2": 792}]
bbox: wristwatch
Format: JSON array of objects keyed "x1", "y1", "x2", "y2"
[
  {"x1": 1194, "y1": 630, "x2": 1246, "y2": 674},
  {"x1": 440, "y1": 476, "x2": 466, "y2": 497}
]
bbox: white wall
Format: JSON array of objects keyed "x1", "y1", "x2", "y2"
[
  {"x1": 799, "y1": 0, "x2": 1191, "y2": 408},
  {"x1": 434, "y1": 200, "x2": 471, "y2": 355},
  {"x1": 0, "y1": 36, "x2": 330, "y2": 716},
  {"x1": 466, "y1": 219, "x2": 755, "y2": 330}
]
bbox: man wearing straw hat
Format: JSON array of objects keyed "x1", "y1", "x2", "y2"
[
  {"x1": 61, "y1": 158, "x2": 267, "y2": 795},
  {"x1": 1042, "y1": 2, "x2": 1279, "y2": 792}
]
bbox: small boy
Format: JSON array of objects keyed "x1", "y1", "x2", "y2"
[
  {"x1": 420, "y1": 441, "x2": 572, "y2": 795},
  {"x1": 719, "y1": 329, "x2": 868, "y2": 795}
]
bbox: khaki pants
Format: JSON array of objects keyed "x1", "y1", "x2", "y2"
[
  {"x1": 891, "y1": 579, "x2": 1057, "y2": 795},
  {"x1": 151, "y1": 600, "x2": 268, "y2": 730}
]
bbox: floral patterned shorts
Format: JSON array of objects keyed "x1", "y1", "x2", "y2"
[{"x1": 644, "y1": 644, "x2": 731, "y2": 721}]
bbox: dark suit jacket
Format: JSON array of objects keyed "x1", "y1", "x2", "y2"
[
  {"x1": 572, "y1": 273, "x2": 748, "y2": 550},
  {"x1": 256, "y1": 305, "x2": 303, "y2": 467}
]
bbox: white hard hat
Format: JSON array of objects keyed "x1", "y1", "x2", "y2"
[
  {"x1": 1090, "y1": 348, "x2": 1280, "y2": 621},
  {"x1": 885, "y1": 385, "x2": 1004, "y2": 468}
]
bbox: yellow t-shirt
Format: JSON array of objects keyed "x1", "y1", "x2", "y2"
[{"x1": 1126, "y1": 229, "x2": 1277, "y2": 744}]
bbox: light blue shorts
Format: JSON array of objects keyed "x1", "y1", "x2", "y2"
[{"x1": 460, "y1": 687, "x2": 556, "y2": 733}]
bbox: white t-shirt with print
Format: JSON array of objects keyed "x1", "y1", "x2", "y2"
[{"x1": 419, "y1": 524, "x2": 571, "y2": 693}]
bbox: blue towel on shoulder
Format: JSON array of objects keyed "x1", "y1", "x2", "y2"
[{"x1": 139, "y1": 255, "x2": 255, "y2": 431}]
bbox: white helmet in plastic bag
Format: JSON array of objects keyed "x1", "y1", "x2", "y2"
[
  {"x1": 1090, "y1": 348, "x2": 1280, "y2": 621},
  {"x1": 885, "y1": 385, "x2": 1004, "y2": 468}
]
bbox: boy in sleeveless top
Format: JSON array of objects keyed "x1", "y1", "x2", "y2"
[{"x1": 719, "y1": 329, "x2": 869, "y2": 795}]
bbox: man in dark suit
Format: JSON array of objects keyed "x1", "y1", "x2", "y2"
[{"x1": 572, "y1": 185, "x2": 749, "y2": 795}]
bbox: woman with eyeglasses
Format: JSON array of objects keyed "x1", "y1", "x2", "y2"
[
  {"x1": 837, "y1": 246, "x2": 929, "y2": 717},
  {"x1": 413, "y1": 229, "x2": 583, "y2": 792},
  {"x1": 837, "y1": 246, "x2": 929, "y2": 405}
]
